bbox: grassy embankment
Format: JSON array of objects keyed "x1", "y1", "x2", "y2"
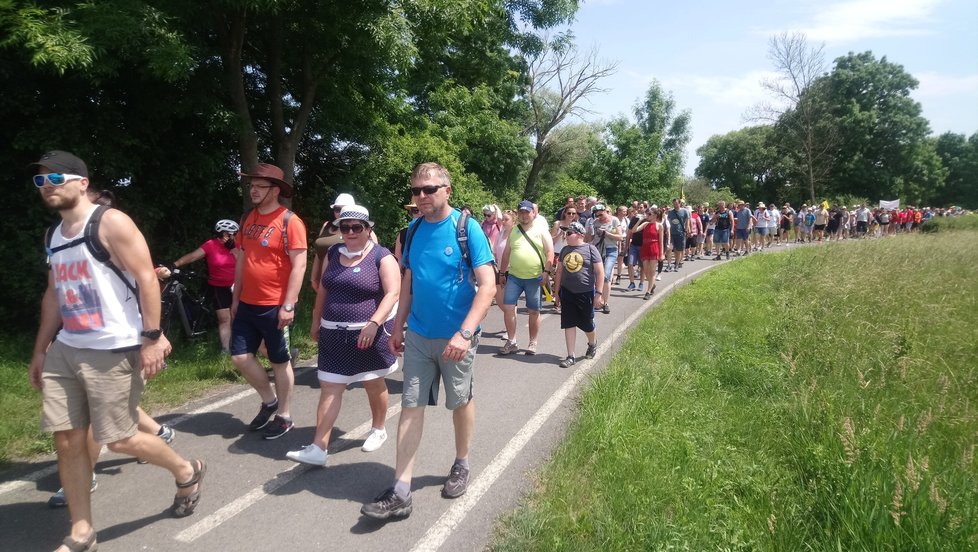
[
  {"x1": 493, "y1": 225, "x2": 978, "y2": 550},
  {"x1": 0, "y1": 288, "x2": 316, "y2": 468}
]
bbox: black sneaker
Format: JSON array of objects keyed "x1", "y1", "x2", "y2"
[
  {"x1": 559, "y1": 356, "x2": 576, "y2": 368},
  {"x1": 262, "y1": 415, "x2": 294, "y2": 440},
  {"x1": 602, "y1": 303, "x2": 610, "y2": 314},
  {"x1": 585, "y1": 343, "x2": 598, "y2": 359},
  {"x1": 442, "y1": 462, "x2": 470, "y2": 498},
  {"x1": 361, "y1": 487, "x2": 413, "y2": 520},
  {"x1": 248, "y1": 401, "x2": 278, "y2": 431}
]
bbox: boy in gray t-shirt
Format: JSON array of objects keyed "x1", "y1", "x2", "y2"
[{"x1": 553, "y1": 222, "x2": 604, "y2": 368}]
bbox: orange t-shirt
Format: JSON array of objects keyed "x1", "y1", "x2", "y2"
[{"x1": 237, "y1": 207, "x2": 307, "y2": 306}]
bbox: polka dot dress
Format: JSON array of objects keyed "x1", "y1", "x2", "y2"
[{"x1": 317, "y1": 244, "x2": 397, "y2": 384}]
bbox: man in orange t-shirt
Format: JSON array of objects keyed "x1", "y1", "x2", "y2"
[{"x1": 231, "y1": 163, "x2": 307, "y2": 440}]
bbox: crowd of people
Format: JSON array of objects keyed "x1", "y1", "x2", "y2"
[{"x1": 29, "y1": 149, "x2": 964, "y2": 550}]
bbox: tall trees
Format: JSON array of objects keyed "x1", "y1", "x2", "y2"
[
  {"x1": 522, "y1": 37, "x2": 617, "y2": 199},
  {"x1": 695, "y1": 126, "x2": 790, "y2": 202},
  {"x1": 933, "y1": 132, "x2": 978, "y2": 208},
  {"x1": 748, "y1": 32, "x2": 834, "y2": 204},
  {"x1": 823, "y1": 52, "x2": 944, "y2": 202}
]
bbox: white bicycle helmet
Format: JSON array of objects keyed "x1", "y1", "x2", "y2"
[{"x1": 214, "y1": 219, "x2": 240, "y2": 234}]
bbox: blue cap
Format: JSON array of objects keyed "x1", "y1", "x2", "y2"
[{"x1": 518, "y1": 200, "x2": 534, "y2": 211}]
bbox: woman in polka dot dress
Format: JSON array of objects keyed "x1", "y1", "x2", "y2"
[{"x1": 286, "y1": 205, "x2": 400, "y2": 466}]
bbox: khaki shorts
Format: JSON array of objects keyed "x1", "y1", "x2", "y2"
[
  {"x1": 41, "y1": 340, "x2": 144, "y2": 444},
  {"x1": 402, "y1": 329, "x2": 477, "y2": 410}
]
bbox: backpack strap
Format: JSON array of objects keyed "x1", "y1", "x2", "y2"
[
  {"x1": 282, "y1": 209, "x2": 293, "y2": 253},
  {"x1": 45, "y1": 205, "x2": 139, "y2": 299},
  {"x1": 401, "y1": 217, "x2": 423, "y2": 271}
]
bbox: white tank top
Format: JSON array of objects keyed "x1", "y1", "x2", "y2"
[{"x1": 49, "y1": 206, "x2": 143, "y2": 350}]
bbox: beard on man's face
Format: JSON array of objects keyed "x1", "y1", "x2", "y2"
[{"x1": 43, "y1": 191, "x2": 80, "y2": 211}]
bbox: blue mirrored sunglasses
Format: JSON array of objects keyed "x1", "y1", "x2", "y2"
[{"x1": 33, "y1": 173, "x2": 83, "y2": 188}]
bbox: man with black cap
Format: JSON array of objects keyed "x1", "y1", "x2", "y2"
[
  {"x1": 232, "y1": 163, "x2": 308, "y2": 440},
  {"x1": 29, "y1": 151, "x2": 206, "y2": 552}
]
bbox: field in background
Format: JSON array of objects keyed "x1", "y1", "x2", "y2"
[{"x1": 493, "y1": 230, "x2": 978, "y2": 550}]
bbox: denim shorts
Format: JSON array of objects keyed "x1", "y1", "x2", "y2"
[
  {"x1": 714, "y1": 229, "x2": 730, "y2": 244},
  {"x1": 626, "y1": 245, "x2": 641, "y2": 266},
  {"x1": 231, "y1": 302, "x2": 291, "y2": 364},
  {"x1": 504, "y1": 274, "x2": 542, "y2": 311},
  {"x1": 735, "y1": 228, "x2": 750, "y2": 241}
]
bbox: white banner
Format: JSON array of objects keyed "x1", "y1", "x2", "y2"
[{"x1": 879, "y1": 199, "x2": 900, "y2": 210}]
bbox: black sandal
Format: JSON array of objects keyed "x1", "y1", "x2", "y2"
[
  {"x1": 59, "y1": 531, "x2": 97, "y2": 552},
  {"x1": 172, "y1": 459, "x2": 206, "y2": 518}
]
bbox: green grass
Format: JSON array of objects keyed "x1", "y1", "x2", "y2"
[
  {"x1": 492, "y1": 232, "x2": 978, "y2": 551},
  {"x1": 920, "y1": 213, "x2": 978, "y2": 233},
  {"x1": 0, "y1": 287, "x2": 317, "y2": 469}
]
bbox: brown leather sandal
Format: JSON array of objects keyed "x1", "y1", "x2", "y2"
[
  {"x1": 59, "y1": 531, "x2": 97, "y2": 552},
  {"x1": 172, "y1": 459, "x2": 206, "y2": 518}
]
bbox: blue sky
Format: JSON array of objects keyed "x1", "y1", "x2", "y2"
[{"x1": 567, "y1": 0, "x2": 978, "y2": 173}]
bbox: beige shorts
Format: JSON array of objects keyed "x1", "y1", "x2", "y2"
[{"x1": 41, "y1": 340, "x2": 144, "y2": 444}]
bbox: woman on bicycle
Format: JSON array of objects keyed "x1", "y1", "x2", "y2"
[
  {"x1": 170, "y1": 219, "x2": 238, "y2": 353},
  {"x1": 286, "y1": 205, "x2": 400, "y2": 466}
]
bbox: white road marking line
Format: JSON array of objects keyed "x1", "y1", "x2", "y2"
[
  {"x1": 410, "y1": 264, "x2": 715, "y2": 552},
  {"x1": 174, "y1": 403, "x2": 402, "y2": 543}
]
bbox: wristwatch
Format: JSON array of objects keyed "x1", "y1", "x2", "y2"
[
  {"x1": 459, "y1": 329, "x2": 473, "y2": 341},
  {"x1": 282, "y1": 303, "x2": 294, "y2": 313},
  {"x1": 140, "y1": 329, "x2": 163, "y2": 340}
]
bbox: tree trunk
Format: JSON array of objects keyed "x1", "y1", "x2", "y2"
[
  {"x1": 523, "y1": 142, "x2": 549, "y2": 200},
  {"x1": 216, "y1": 9, "x2": 259, "y2": 211}
]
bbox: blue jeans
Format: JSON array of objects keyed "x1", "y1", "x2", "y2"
[{"x1": 601, "y1": 248, "x2": 618, "y2": 282}]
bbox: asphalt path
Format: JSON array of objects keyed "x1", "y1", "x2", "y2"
[{"x1": 0, "y1": 253, "x2": 735, "y2": 551}]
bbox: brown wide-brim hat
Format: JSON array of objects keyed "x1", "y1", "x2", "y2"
[{"x1": 239, "y1": 163, "x2": 293, "y2": 198}]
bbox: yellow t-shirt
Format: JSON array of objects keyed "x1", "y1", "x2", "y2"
[{"x1": 508, "y1": 224, "x2": 547, "y2": 279}]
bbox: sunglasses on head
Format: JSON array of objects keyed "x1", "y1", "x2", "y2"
[
  {"x1": 33, "y1": 173, "x2": 83, "y2": 188},
  {"x1": 410, "y1": 184, "x2": 447, "y2": 196},
  {"x1": 339, "y1": 223, "x2": 367, "y2": 234}
]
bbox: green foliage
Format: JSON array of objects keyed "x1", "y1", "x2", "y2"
[
  {"x1": 695, "y1": 125, "x2": 792, "y2": 202},
  {"x1": 920, "y1": 213, "x2": 978, "y2": 233},
  {"x1": 493, "y1": 232, "x2": 978, "y2": 550},
  {"x1": 0, "y1": 3, "x2": 95, "y2": 73},
  {"x1": 933, "y1": 132, "x2": 978, "y2": 209}
]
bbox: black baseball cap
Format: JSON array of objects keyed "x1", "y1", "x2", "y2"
[{"x1": 31, "y1": 150, "x2": 89, "y2": 177}]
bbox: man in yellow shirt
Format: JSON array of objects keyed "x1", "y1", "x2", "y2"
[{"x1": 497, "y1": 200, "x2": 555, "y2": 355}]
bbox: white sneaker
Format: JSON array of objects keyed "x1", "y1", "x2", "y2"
[
  {"x1": 286, "y1": 444, "x2": 328, "y2": 466},
  {"x1": 361, "y1": 428, "x2": 388, "y2": 452},
  {"x1": 655, "y1": 275, "x2": 662, "y2": 281}
]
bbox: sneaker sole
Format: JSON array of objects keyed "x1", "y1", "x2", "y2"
[
  {"x1": 442, "y1": 487, "x2": 467, "y2": 499},
  {"x1": 263, "y1": 425, "x2": 294, "y2": 440},
  {"x1": 249, "y1": 417, "x2": 275, "y2": 431},
  {"x1": 361, "y1": 504, "x2": 412, "y2": 520},
  {"x1": 286, "y1": 454, "x2": 327, "y2": 467}
]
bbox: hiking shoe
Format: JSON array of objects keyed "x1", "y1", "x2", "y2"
[
  {"x1": 286, "y1": 444, "x2": 328, "y2": 466},
  {"x1": 248, "y1": 401, "x2": 278, "y2": 431},
  {"x1": 498, "y1": 341, "x2": 519, "y2": 355},
  {"x1": 442, "y1": 462, "x2": 470, "y2": 498},
  {"x1": 361, "y1": 428, "x2": 388, "y2": 452},
  {"x1": 138, "y1": 424, "x2": 176, "y2": 463},
  {"x1": 559, "y1": 356, "x2": 576, "y2": 368},
  {"x1": 525, "y1": 341, "x2": 537, "y2": 356},
  {"x1": 602, "y1": 303, "x2": 610, "y2": 314},
  {"x1": 726, "y1": 252, "x2": 730, "y2": 260},
  {"x1": 262, "y1": 415, "x2": 294, "y2": 440},
  {"x1": 48, "y1": 475, "x2": 98, "y2": 508},
  {"x1": 714, "y1": 255, "x2": 721, "y2": 260},
  {"x1": 643, "y1": 292, "x2": 651, "y2": 300},
  {"x1": 637, "y1": 283, "x2": 644, "y2": 291},
  {"x1": 626, "y1": 282, "x2": 636, "y2": 291},
  {"x1": 361, "y1": 488, "x2": 412, "y2": 520},
  {"x1": 585, "y1": 343, "x2": 598, "y2": 359}
]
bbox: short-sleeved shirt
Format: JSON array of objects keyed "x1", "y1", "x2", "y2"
[
  {"x1": 200, "y1": 238, "x2": 235, "y2": 287},
  {"x1": 590, "y1": 217, "x2": 622, "y2": 250},
  {"x1": 237, "y1": 206, "x2": 308, "y2": 306},
  {"x1": 558, "y1": 244, "x2": 601, "y2": 294},
  {"x1": 668, "y1": 209, "x2": 689, "y2": 237},
  {"x1": 403, "y1": 209, "x2": 494, "y2": 339},
  {"x1": 735, "y1": 208, "x2": 753, "y2": 229},
  {"x1": 508, "y1": 224, "x2": 548, "y2": 279}
]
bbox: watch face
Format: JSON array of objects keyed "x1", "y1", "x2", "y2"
[{"x1": 461, "y1": 329, "x2": 472, "y2": 339}]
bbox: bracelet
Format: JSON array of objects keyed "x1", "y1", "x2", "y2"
[{"x1": 366, "y1": 320, "x2": 379, "y2": 328}]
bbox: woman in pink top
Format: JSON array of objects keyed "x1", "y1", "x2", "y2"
[{"x1": 172, "y1": 219, "x2": 238, "y2": 352}]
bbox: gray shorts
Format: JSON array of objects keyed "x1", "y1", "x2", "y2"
[{"x1": 402, "y1": 329, "x2": 477, "y2": 409}]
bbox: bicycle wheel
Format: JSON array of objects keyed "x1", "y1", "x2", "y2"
[{"x1": 182, "y1": 294, "x2": 212, "y2": 338}]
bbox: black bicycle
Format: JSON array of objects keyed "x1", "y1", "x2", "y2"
[{"x1": 159, "y1": 268, "x2": 213, "y2": 340}]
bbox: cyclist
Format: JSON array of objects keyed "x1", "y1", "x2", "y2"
[{"x1": 168, "y1": 219, "x2": 238, "y2": 353}]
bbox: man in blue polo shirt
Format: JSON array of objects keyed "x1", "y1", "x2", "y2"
[{"x1": 361, "y1": 162, "x2": 496, "y2": 521}]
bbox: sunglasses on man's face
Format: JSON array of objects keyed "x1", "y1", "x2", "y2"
[
  {"x1": 565, "y1": 211, "x2": 578, "y2": 216},
  {"x1": 339, "y1": 223, "x2": 367, "y2": 234},
  {"x1": 409, "y1": 208, "x2": 420, "y2": 215},
  {"x1": 410, "y1": 184, "x2": 447, "y2": 196},
  {"x1": 33, "y1": 173, "x2": 83, "y2": 188}
]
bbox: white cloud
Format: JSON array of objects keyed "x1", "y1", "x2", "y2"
[
  {"x1": 914, "y1": 72, "x2": 978, "y2": 98},
  {"x1": 795, "y1": 0, "x2": 945, "y2": 42}
]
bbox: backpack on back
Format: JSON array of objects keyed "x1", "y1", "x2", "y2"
[{"x1": 44, "y1": 205, "x2": 138, "y2": 296}]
